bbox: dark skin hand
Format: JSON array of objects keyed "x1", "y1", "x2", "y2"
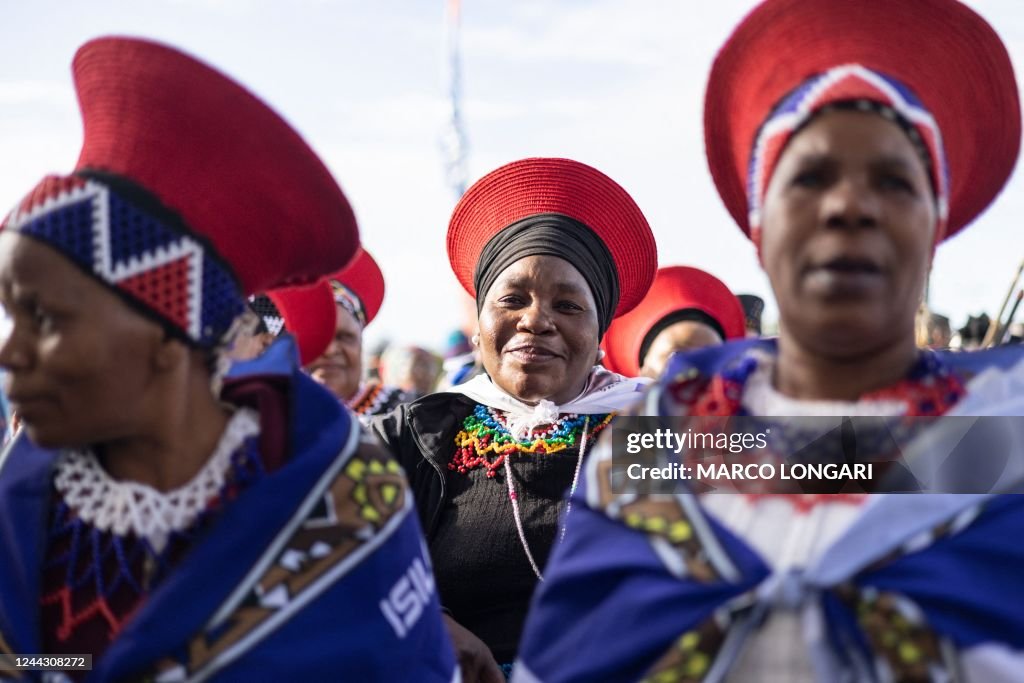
[{"x1": 443, "y1": 614, "x2": 504, "y2": 683}]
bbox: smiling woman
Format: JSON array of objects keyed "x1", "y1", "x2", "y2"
[
  {"x1": 477, "y1": 254, "x2": 600, "y2": 404},
  {"x1": 233, "y1": 248, "x2": 410, "y2": 422},
  {"x1": 372, "y1": 157, "x2": 656, "y2": 680}
]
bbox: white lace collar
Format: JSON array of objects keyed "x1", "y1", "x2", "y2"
[
  {"x1": 53, "y1": 408, "x2": 260, "y2": 553},
  {"x1": 741, "y1": 349, "x2": 907, "y2": 417}
]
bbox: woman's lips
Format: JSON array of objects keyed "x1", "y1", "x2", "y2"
[
  {"x1": 804, "y1": 259, "x2": 885, "y2": 298},
  {"x1": 506, "y1": 346, "x2": 560, "y2": 363},
  {"x1": 310, "y1": 362, "x2": 347, "y2": 373}
]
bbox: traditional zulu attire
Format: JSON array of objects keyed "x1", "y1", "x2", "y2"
[
  {"x1": 247, "y1": 250, "x2": 409, "y2": 422},
  {"x1": 347, "y1": 380, "x2": 407, "y2": 419},
  {"x1": 373, "y1": 158, "x2": 657, "y2": 673},
  {"x1": 0, "y1": 38, "x2": 455, "y2": 681},
  {"x1": 515, "y1": 1, "x2": 1024, "y2": 681},
  {"x1": 602, "y1": 265, "x2": 747, "y2": 378},
  {"x1": 329, "y1": 250, "x2": 410, "y2": 420}
]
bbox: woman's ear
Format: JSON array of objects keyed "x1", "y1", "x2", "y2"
[{"x1": 152, "y1": 332, "x2": 188, "y2": 373}]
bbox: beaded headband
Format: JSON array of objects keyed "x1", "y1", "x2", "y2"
[
  {"x1": 329, "y1": 279, "x2": 366, "y2": 328},
  {"x1": 2, "y1": 174, "x2": 245, "y2": 348},
  {"x1": 747, "y1": 64, "x2": 949, "y2": 242},
  {"x1": 248, "y1": 294, "x2": 285, "y2": 336}
]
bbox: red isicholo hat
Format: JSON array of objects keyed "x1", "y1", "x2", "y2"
[
  {"x1": 263, "y1": 249, "x2": 384, "y2": 365},
  {"x1": 329, "y1": 248, "x2": 385, "y2": 327},
  {"x1": 447, "y1": 158, "x2": 657, "y2": 318},
  {"x1": 266, "y1": 282, "x2": 336, "y2": 366},
  {"x1": 704, "y1": 0, "x2": 1020, "y2": 243},
  {"x1": 2, "y1": 37, "x2": 358, "y2": 348},
  {"x1": 601, "y1": 266, "x2": 745, "y2": 377}
]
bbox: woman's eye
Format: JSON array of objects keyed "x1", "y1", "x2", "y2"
[
  {"x1": 556, "y1": 301, "x2": 583, "y2": 312},
  {"x1": 791, "y1": 169, "x2": 824, "y2": 188},
  {"x1": 878, "y1": 174, "x2": 915, "y2": 193},
  {"x1": 498, "y1": 295, "x2": 525, "y2": 306},
  {"x1": 32, "y1": 307, "x2": 55, "y2": 332}
]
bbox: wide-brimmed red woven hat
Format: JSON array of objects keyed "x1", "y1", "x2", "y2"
[
  {"x1": 447, "y1": 158, "x2": 657, "y2": 318},
  {"x1": 264, "y1": 249, "x2": 384, "y2": 364},
  {"x1": 267, "y1": 282, "x2": 336, "y2": 366},
  {"x1": 704, "y1": 0, "x2": 1020, "y2": 242},
  {"x1": 72, "y1": 37, "x2": 358, "y2": 290},
  {"x1": 330, "y1": 248, "x2": 385, "y2": 326},
  {"x1": 602, "y1": 266, "x2": 745, "y2": 377},
  {"x1": 2, "y1": 37, "x2": 358, "y2": 348}
]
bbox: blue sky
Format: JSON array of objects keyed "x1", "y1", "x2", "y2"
[{"x1": 1, "y1": 0, "x2": 1022, "y2": 350}]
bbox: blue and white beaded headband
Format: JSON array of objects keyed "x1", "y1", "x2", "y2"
[
  {"x1": 2, "y1": 173, "x2": 245, "y2": 348},
  {"x1": 747, "y1": 64, "x2": 950, "y2": 241}
]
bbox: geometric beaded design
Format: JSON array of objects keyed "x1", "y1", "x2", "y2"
[
  {"x1": 347, "y1": 381, "x2": 404, "y2": 418},
  {"x1": 666, "y1": 349, "x2": 965, "y2": 419},
  {"x1": 40, "y1": 432, "x2": 264, "y2": 657},
  {"x1": 748, "y1": 64, "x2": 950, "y2": 240},
  {"x1": 249, "y1": 294, "x2": 285, "y2": 336},
  {"x1": 330, "y1": 279, "x2": 366, "y2": 327},
  {"x1": 2, "y1": 175, "x2": 245, "y2": 347}
]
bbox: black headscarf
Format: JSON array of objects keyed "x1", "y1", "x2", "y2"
[
  {"x1": 638, "y1": 308, "x2": 726, "y2": 369},
  {"x1": 473, "y1": 213, "x2": 619, "y2": 335}
]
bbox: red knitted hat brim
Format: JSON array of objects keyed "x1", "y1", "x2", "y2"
[{"x1": 704, "y1": 0, "x2": 1020, "y2": 241}]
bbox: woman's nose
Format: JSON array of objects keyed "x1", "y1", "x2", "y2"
[
  {"x1": 0, "y1": 324, "x2": 31, "y2": 372},
  {"x1": 517, "y1": 302, "x2": 555, "y2": 333},
  {"x1": 820, "y1": 176, "x2": 880, "y2": 230}
]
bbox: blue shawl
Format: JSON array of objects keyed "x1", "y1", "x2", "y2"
[
  {"x1": 515, "y1": 341, "x2": 1024, "y2": 682},
  {"x1": 0, "y1": 335, "x2": 457, "y2": 681}
]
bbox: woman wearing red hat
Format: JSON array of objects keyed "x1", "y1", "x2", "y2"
[
  {"x1": 373, "y1": 157, "x2": 656, "y2": 680},
  {"x1": 516, "y1": 1, "x2": 1024, "y2": 681},
  {"x1": 234, "y1": 249, "x2": 409, "y2": 422},
  {"x1": 602, "y1": 265, "x2": 746, "y2": 379},
  {"x1": 308, "y1": 250, "x2": 409, "y2": 420},
  {"x1": 231, "y1": 283, "x2": 337, "y2": 366},
  {"x1": 0, "y1": 38, "x2": 455, "y2": 681}
]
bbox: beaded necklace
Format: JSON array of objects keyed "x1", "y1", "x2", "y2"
[
  {"x1": 42, "y1": 418, "x2": 264, "y2": 651},
  {"x1": 671, "y1": 349, "x2": 965, "y2": 418},
  {"x1": 663, "y1": 349, "x2": 967, "y2": 503},
  {"x1": 450, "y1": 404, "x2": 614, "y2": 580},
  {"x1": 450, "y1": 404, "x2": 612, "y2": 477},
  {"x1": 348, "y1": 382, "x2": 392, "y2": 417}
]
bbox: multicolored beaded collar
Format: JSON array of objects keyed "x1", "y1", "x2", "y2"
[
  {"x1": 450, "y1": 404, "x2": 614, "y2": 478},
  {"x1": 450, "y1": 403, "x2": 615, "y2": 581},
  {"x1": 667, "y1": 349, "x2": 965, "y2": 418}
]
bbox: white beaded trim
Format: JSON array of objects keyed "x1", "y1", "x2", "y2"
[{"x1": 53, "y1": 408, "x2": 260, "y2": 553}]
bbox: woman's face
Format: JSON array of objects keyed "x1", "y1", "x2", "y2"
[
  {"x1": 308, "y1": 303, "x2": 363, "y2": 401},
  {"x1": 477, "y1": 254, "x2": 600, "y2": 404},
  {"x1": 760, "y1": 109, "x2": 936, "y2": 359},
  {"x1": 640, "y1": 320, "x2": 722, "y2": 379},
  {"x1": 0, "y1": 232, "x2": 169, "y2": 448}
]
